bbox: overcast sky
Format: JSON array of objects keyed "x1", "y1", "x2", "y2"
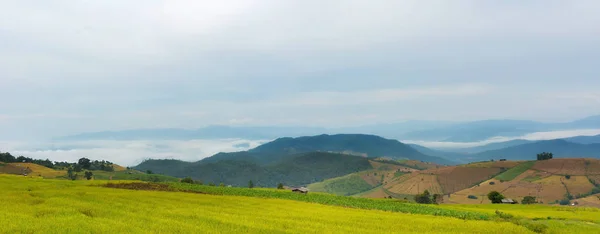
[{"x1": 2, "y1": 0, "x2": 600, "y2": 139}]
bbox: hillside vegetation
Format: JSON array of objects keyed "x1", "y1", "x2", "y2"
[{"x1": 136, "y1": 152, "x2": 373, "y2": 187}]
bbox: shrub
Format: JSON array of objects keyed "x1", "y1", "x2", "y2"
[
  {"x1": 495, "y1": 210, "x2": 513, "y2": 219},
  {"x1": 521, "y1": 196, "x2": 537, "y2": 204},
  {"x1": 467, "y1": 195, "x2": 478, "y2": 200},
  {"x1": 146, "y1": 170, "x2": 153, "y2": 174},
  {"x1": 219, "y1": 183, "x2": 225, "y2": 187},
  {"x1": 559, "y1": 199, "x2": 570, "y2": 205},
  {"x1": 565, "y1": 175, "x2": 571, "y2": 179},
  {"x1": 181, "y1": 177, "x2": 194, "y2": 184},
  {"x1": 277, "y1": 183, "x2": 284, "y2": 189},
  {"x1": 489, "y1": 181, "x2": 495, "y2": 185},
  {"x1": 84, "y1": 171, "x2": 93, "y2": 180},
  {"x1": 248, "y1": 180, "x2": 254, "y2": 188}
]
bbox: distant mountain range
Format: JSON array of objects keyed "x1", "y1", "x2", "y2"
[
  {"x1": 408, "y1": 135, "x2": 600, "y2": 162},
  {"x1": 58, "y1": 115, "x2": 600, "y2": 142}
]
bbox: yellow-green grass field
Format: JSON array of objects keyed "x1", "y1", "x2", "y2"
[
  {"x1": 0, "y1": 175, "x2": 533, "y2": 234},
  {"x1": 446, "y1": 204, "x2": 600, "y2": 233},
  {"x1": 3, "y1": 174, "x2": 600, "y2": 233}
]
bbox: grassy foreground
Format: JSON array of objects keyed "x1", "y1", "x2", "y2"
[{"x1": 0, "y1": 175, "x2": 532, "y2": 234}]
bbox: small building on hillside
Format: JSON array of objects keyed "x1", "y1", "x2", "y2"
[
  {"x1": 291, "y1": 187, "x2": 309, "y2": 194},
  {"x1": 501, "y1": 198, "x2": 517, "y2": 204}
]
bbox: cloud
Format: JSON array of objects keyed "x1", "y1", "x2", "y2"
[
  {"x1": 3, "y1": 139, "x2": 268, "y2": 166},
  {"x1": 1, "y1": 1, "x2": 600, "y2": 139},
  {"x1": 407, "y1": 128, "x2": 600, "y2": 149}
]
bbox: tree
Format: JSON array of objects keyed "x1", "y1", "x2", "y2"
[
  {"x1": 84, "y1": 171, "x2": 93, "y2": 180},
  {"x1": 522, "y1": 196, "x2": 537, "y2": 204},
  {"x1": 219, "y1": 183, "x2": 225, "y2": 187},
  {"x1": 277, "y1": 183, "x2": 284, "y2": 189},
  {"x1": 414, "y1": 190, "x2": 432, "y2": 204},
  {"x1": 74, "y1": 164, "x2": 83, "y2": 172},
  {"x1": 487, "y1": 191, "x2": 505, "y2": 204},
  {"x1": 565, "y1": 175, "x2": 571, "y2": 179},
  {"x1": 536, "y1": 152, "x2": 553, "y2": 161},
  {"x1": 67, "y1": 167, "x2": 77, "y2": 180},
  {"x1": 78, "y1": 158, "x2": 91, "y2": 169},
  {"x1": 146, "y1": 170, "x2": 153, "y2": 174},
  {"x1": 248, "y1": 180, "x2": 254, "y2": 188},
  {"x1": 181, "y1": 177, "x2": 194, "y2": 184}
]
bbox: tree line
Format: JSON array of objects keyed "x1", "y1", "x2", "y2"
[{"x1": 0, "y1": 152, "x2": 114, "y2": 172}]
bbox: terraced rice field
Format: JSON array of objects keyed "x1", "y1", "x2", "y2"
[
  {"x1": 1, "y1": 175, "x2": 537, "y2": 234},
  {"x1": 385, "y1": 174, "x2": 443, "y2": 194}
]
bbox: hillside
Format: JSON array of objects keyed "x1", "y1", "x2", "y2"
[
  {"x1": 307, "y1": 160, "x2": 417, "y2": 196},
  {"x1": 136, "y1": 152, "x2": 374, "y2": 187},
  {"x1": 472, "y1": 140, "x2": 600, "y2": 161},
  {"x1": 448, "y1": 158, "x2": 600, "y2": 205}
]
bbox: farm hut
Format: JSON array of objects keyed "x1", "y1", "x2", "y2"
[
  {"x1": 291, "y1": 187, "x2": 309, "y2": 194},
  {"x1": 501, "y1": 199, "x2": 517, "y2": 204}
]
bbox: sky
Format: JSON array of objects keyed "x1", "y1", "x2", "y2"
[{"x1": 2, "y1": 0, "x2": 600, "y2": 140}]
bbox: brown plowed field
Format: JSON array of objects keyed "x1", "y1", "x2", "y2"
[
  {"x1": 585, "y1": 159, "x2": 600, "y2": 175},
  {"x1": 588, "y1": 175, "x2": 600, "y2": 185},
  {"x1": 532, "y1": 158, "x2": 589, "y2": 175},
  {"x1": 430, "y1": 166, "x2": 504, "y2": 194},
  {"x1": 576, "y1": 195, "x2": 600, "y2": 208},
  {"x1": 359, "y1": 171, "x2": 384, "y2": 186},
  {"x1": 563, "y1": 176, "x2": 596, "y2": 196},
  {"x1": 385, "y1": 174, "x2": 443, "y2": 195},
  {"x1": 358, "y1": 187, "x2": 389, "y2": 199}
]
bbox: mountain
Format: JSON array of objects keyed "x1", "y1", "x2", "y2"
[
  {"x1": 563, "y1": 134, "x2": 600, "y2": 144},
  {"x1": 401, "y1": 120, "x2": 545, "y2": 142},
  {"x1": 399, "y1": 115, "x2": 600, "y2": 142},
  {"x1": 135, "y1": 152, "x2": 375, "y2": 187},
  {"x1": 248, "y1": 134, "x2": 454, "y2": 165},
  {"x1": 472, "y1": 139, "x2": 600, "y2": 161},
  {"x1": 441, "y1": 139, "x2": 533, "y2": 154}
]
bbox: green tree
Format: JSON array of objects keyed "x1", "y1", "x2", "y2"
[
  {"x1": 219, "y1": 183, "x2": 225, "y2": 187},
  {"x1": 248, "y1": 180, "x2": 254, "y2": 188},
  {"x1": 66, "y1": 166, "x2": 78, "y2": 180},
  {"x1": 78, "y1": 158, "x2": 92, "y2": 170},
  {"x1": 536, "y1": 152, "x2": 553, "y2": 160},
  {"x1": 146, "y1": 170, "x2": 153, "y2": 174},
  {"x1": 277, "y1": 183, "x2": 284, "y2": 189},
  {"x1": 414, "y1": 190, "x2": 432, "y2": 204},
  {"x1": 487, "y1": 191, "x2": 505, "y2": 204},
  {"x1": 84, "y1": 171, "x2": 93, "y2": 180},
  {"x1": 522, "y1": 196, "x2": 537, "y2": 204}
]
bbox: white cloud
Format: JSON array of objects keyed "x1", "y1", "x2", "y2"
[
  {"x1": 2, "y1": 139, "x2": 268, "y2": 166},
  {"x1": 407, "y1": 128, "x2": 600, "y2": 149}
]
